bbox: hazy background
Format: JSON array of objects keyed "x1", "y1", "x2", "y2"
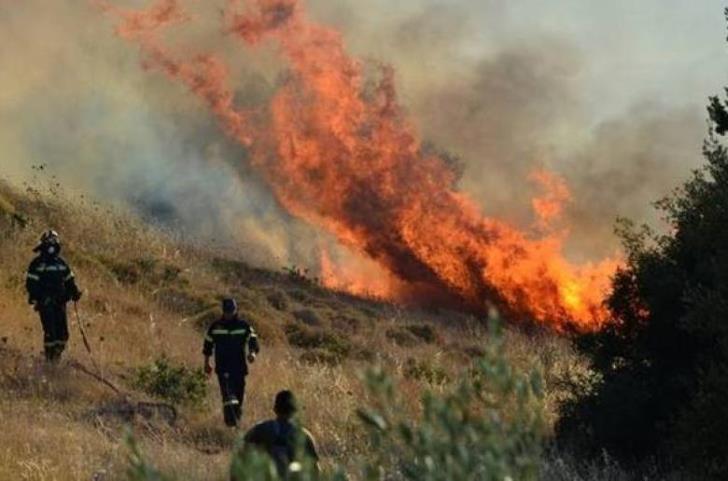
[{"x1": 1, "y1": 0, "x2": 726, "y2": 267}]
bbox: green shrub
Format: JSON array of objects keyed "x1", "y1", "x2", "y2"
[{"x1": 132, "y1": 357, "x2": 207, "y2": 407}]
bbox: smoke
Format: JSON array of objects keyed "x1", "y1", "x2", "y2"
[
  {"x1": 0, "y1": 0, "x2": 712, "y2": 288},
  {"x1": 0, "y1": 0, "x2": 322, "y2": 266},
  {"x1": 308, "y1": 0, "x2": 709, "y2": 261},
  {"x1": 565, "y1": 103, "x2": 705, "y2": 259}
]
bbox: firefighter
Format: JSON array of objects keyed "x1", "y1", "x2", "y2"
[
  {"x1": 235, "y1": 390, "x2": 320, "y2": 480},
  {"x1": 25, "y1": 230, "x2": 82, "y2": 362},
  {"x1": 203, "y1": 298, "x2": 260, "y2": 427}
]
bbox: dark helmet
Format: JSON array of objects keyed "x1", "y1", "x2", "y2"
[
  {"x1": 34, "y1": 230, "x2": 61, "y2": 255},
  {"x1": 274, "y1": 390, "x2": 298, "y2": 417},
  {"x1": 222, "y1": 298, "x2": 238, "y2": 314}
]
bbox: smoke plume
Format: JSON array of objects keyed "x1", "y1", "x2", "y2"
[{"x1": 0, "y1": 0, "x2": 711, "y2": 329}]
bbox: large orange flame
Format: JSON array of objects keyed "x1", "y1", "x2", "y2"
[{"x1": 101, "y1": 0, "x2": 621, "y2": 331}]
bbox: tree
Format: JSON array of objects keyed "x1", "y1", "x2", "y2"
[{"x1": 559, "y1": 14, "x2": 728, "y2": 477}]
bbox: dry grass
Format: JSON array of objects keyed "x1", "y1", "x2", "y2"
[{"x1": 0, "y1": 178, "x2": 593, "y2": 480}]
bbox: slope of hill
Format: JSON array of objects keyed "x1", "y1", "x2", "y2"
[{"x1": 0, "y1": 178, "x2": 591, "y2": 480}]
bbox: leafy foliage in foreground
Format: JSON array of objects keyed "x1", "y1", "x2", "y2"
[{"x1": 358, "y1": 322, "x2": 545, "y2": 481}]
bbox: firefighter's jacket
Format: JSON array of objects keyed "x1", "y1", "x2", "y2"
[
  {"x1": 203, "y1": 317, "x2": 260, "y2": 375},
  {"x1": 26, "y1": 254, "x2": 81, "y2": 305}
]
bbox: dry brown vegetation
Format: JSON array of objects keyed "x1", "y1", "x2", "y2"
[{"x1": 0, "y1": 178, "x2": 594, "y2": 480}]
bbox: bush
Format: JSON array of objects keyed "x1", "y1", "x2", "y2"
[
  {"x1": 132, "y1": 357, "x2": 208, "y2": 407},
  {"x1": 266, "y1": 290, "x2": 289, "y2": 311},
  {"x1": 292, "y1": 308, "x2": 322, "y2": 326},
  {"x1": 284, "y1": 323, "x2": 352, "y2": 360}
]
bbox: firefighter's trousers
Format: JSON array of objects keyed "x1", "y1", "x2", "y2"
[
  {"x1": 217, "y1": 371, "x2": 246, "y2": 427},
  {"x1": 37, "y1": 301, "x2": 69, "y2": 362}
]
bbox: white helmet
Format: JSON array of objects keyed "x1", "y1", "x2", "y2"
[{"x1": 34, "y1": 230, "x2": 61, "y2": 254}]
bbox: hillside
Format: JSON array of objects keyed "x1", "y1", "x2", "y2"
[{"x1": 0, "y1": 178, "x2": 589, "y2": 480}]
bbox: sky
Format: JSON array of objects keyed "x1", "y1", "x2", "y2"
[
  {"x1": 504, "y1": 0, "x2": 728, "y2": 118},
  {"x1": 315, "y1": 0, "x2": 728, "y2": 121}
]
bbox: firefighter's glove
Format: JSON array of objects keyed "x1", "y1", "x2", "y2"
[
  {"x1": 247, "y1": 353, "x2": 257, "y2": 364},
  {"x1": 204, "y1": 363, "x2": 213, "y2": 377},
  {"x1": 71, "y1": 290, "x2": 83, "y2": 302}
]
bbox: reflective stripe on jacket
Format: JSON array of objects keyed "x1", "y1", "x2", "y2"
[
  {"x1": 26, "y1": 255, "x2": 79, "y2": 303},
  {"x1": 203, "y1": 317, "x2": 260, "y2": 375}
]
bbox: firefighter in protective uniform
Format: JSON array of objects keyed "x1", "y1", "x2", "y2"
[
  {"x1": 203, "y1": 298, "x2": 260, "y2": 427},
  {"x1": 235, "y1": 390, "x2": 320, "y2": 480},
  {"x1": 25, "y1": 230, "x2": 82, "y2": 362}
]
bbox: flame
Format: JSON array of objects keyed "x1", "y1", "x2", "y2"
[
  {"x1": 101, "y1": 0, "x2": 621, "y2": 331},
  {"x1": 530, "y1": 169, "x2": 571, "y2": 230},
  {"x1": 320, "y1": 249, "x2": 401, "y2": 299}
]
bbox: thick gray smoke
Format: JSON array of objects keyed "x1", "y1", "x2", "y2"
[
  {"x1": 311, "y1": 0, "x2": 716, "y2": 259},
  {"x1": 0, "y1": 0, "x2": 321, "y2": 266},
  {"x1": 0, "y1": 0, "x2": 721, "y2": 267}
]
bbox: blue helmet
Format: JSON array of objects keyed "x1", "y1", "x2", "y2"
[{"x1": 222, "y1": 298, "x2": 238, "y2": 314}]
